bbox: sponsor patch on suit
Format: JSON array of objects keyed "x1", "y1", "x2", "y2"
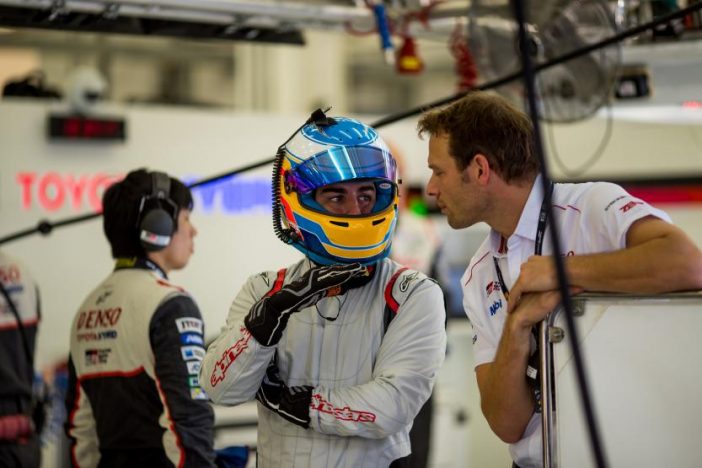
[
  {"x1": 84, "y1": 348, "x2": 112, "y2": 366},
  {"x1": 186, "y1": 360, "x2": 201, "y2": 375},
  {"x1": 180, "y1": 346, "x2": 205, "y2": 361},
  {"x1": 175, "y1": 317, "x2": 203, "y2": 334},
  {"x1": 190, "y1": 387, "x2": 208, "y2": 400},
  {"x1": 180, "y1": 333, "x2": 204, "y2": 346}
]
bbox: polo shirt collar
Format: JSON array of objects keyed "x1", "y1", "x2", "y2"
[{"x1": 488, "y1": 174, "x2": 543, "y2": 254}]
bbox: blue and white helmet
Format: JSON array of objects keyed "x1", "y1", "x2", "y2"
[{"x1": 276, "y1": 115, "x2": 400, "y2": 265}]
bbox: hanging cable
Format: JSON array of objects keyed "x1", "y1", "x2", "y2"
[
  {"x1": 511, "y1": 1, "x2": 608, "y2": 467},
  {"x1": 547, "y1": 101, "x2": 615, "y2": 179}
]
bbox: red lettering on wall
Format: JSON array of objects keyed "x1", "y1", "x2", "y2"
[
  {"x1": 39, "y1": 172, "x2": 65, "y2": 212},
  {"x1": 87, "y1": 173, "x2": 113, "y2": 211},
  {"x1": 65, "y1": 174, "x2": 89, "y2": 210},
  {"x1": 16, "y1": 173, "x2": 36, "y2": 210},
  {"x1": 14, "y1": 171, "x2": 123, "y2": 212}
]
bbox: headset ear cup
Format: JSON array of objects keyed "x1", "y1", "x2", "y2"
[{"x1": 140, "y1": 208, "x2": 175, "y2": 252}]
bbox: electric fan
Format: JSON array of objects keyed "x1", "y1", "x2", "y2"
[{"x1": 468, "y1": 0, "x2": 621, "y2": 122}]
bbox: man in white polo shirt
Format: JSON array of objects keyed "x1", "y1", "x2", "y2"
[{"x1": 417, "y1": 91, "x2": 702, "y2": 467}]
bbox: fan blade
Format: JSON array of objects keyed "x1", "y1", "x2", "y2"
[
  {"x1": 537, "y1": 0, "x2": 620, "y2": 121},
  {"x1": 467, "y1": 0, "x2": 620, "y2": 123}
]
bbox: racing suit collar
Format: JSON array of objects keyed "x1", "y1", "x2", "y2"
[{"x1": 114, "y1": 257, "x2": 168, "y2": 280}]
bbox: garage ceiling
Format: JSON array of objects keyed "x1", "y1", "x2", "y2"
[{"x1": 0, "y1": 0, "x2": 473, "y2": 43}]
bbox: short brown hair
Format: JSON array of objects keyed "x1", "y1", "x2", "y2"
[{"x1": 417, "y1": 91, "x2": 539, "y2": 183}]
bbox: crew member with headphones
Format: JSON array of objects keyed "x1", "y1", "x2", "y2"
[{"x1": 65, "y1": 169, "x2": 215, "y2": 467}]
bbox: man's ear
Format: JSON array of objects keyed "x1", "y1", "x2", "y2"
[{"x1": 467, "y1": 154, "x2": 490, "y2": 184}]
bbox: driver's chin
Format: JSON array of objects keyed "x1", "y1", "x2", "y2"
[{"x1": 447, "y1": 215, "x2": 467, "y2": 230}]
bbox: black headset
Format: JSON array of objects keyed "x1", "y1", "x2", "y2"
[{"x1": 136, "y1": 171, "x2": 179, "y2": 252}]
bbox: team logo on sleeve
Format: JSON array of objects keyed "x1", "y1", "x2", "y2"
[
  {"x1": 399, "y1": 271, "x2": 420, "y2": 292},
  {"x1": 175, "y1": 317, "x2": 203, "y2": 334},
  {"x1": 210, "y1": 326, "x2": 251, "y2": 387},
  {"x1": 186, "y1": 360, "x2": 201, "y2": 375},
  {"x1": 619, "y1": 200, "x2": 643, "y2": 213},
  {"x1": 190, "y1": 387, "x2": 209, "y2": 401},
  {"x1": 181, "y1": 346, "x2": 205, "y2": 361},
  {"x1": 180, "y1": 333, "x2": 204, "y2": 346}
]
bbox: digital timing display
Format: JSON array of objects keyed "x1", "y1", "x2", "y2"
[{"x1": 48, "y1": 114, "x2": 126, "y2": 141}]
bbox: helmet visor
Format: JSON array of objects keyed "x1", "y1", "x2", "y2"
[{"x1": 287, "y1": 145, "x2": 396, "y2": 194}]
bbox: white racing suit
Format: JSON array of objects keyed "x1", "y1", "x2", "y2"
[
  {"x1": 65, "y1": 260, "x2": 215, "y2": 467},
  {"x1": 201, "y1": 258, "x2": 447, "y2": 468}
]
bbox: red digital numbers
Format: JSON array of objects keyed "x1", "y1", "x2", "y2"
[{"x1": 49, "y1": 115, "x2": 125, "y2": 141}]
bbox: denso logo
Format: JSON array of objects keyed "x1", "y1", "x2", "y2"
[
  {"x1": 77, "y1": 308, "x2": 122, "y2": 329},
  {"x1": 489, "y1": 300, "x2": 502, "y2": 316}
]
